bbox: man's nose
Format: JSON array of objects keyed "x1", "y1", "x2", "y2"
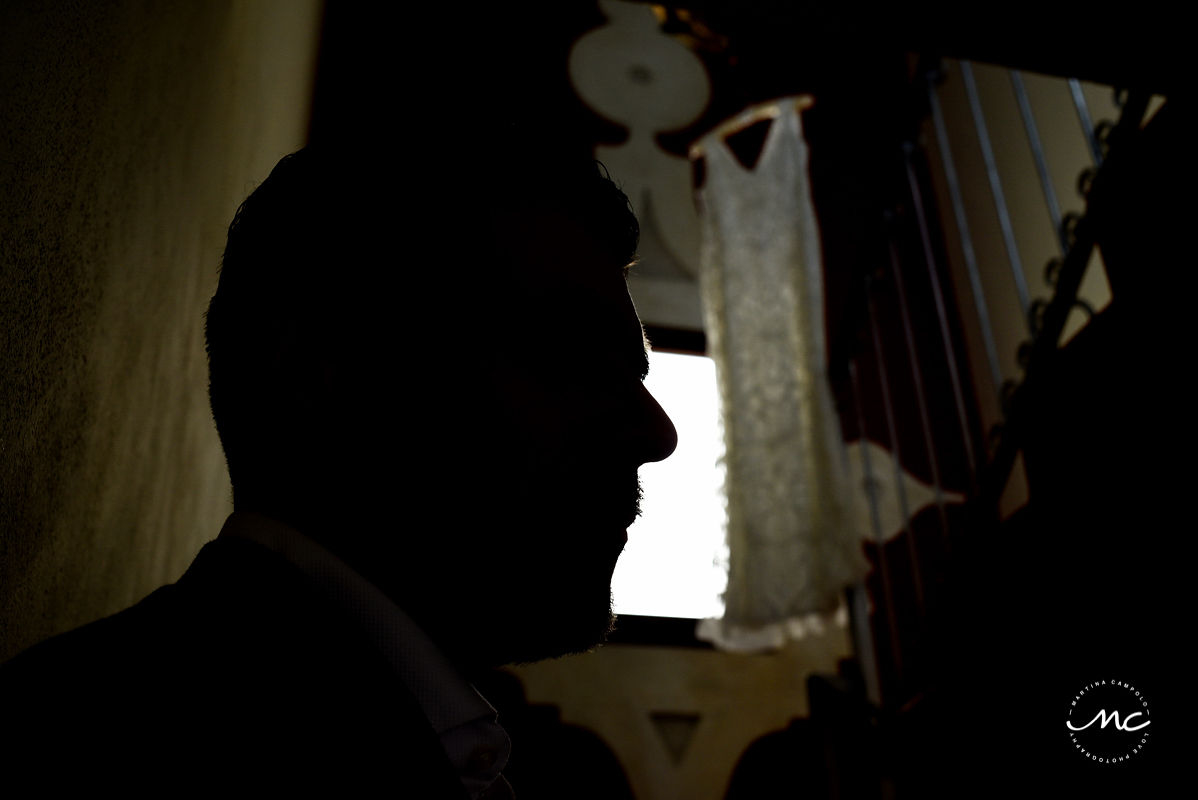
[{"x1": 634, "y1": 384, "x2": 678, "y2": 465}]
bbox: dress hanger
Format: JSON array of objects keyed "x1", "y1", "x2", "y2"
[{"x1": 688, "y1": 95, "x2": 814, "y2": 161}]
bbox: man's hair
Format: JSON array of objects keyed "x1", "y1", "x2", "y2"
[{"x1": 204, "y1": 141, "x2": 639, "y2": 501}]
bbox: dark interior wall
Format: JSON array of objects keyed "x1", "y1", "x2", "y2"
[{"x1": 0, "y1": 0, "x2": 323, "y2": 660}]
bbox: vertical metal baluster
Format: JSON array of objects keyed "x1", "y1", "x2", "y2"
[
  {"x1": 925, "y1": 76, "x2": 1005, "y2": 404},
  {"x1": 849, "y1": 360, "x2": 904, "y2": 690},
  {"x1": 865, "y1": 277, "x2": 926, "y2": 616},
  {"x1": 1010, "y1": 70, "x2": 1068, "y2": 254},
  {"x1": 887, "y1": 230, "x2": 963, "y2": 537},
  {"x1": 902, "y1": 151, "x2": 981, "y2": 485},
  {"x1": 1068, "y1": 78, "x2": 1104, "y2": 167},
  {"x1": 848, "y1": 583, "x2": 882, "y2": 707},
  {"x1": 960, "y1": 61, "x2": 1033, "y2": 330}
]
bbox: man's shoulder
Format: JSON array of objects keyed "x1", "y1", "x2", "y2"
[
  {"x1": 4, "y1": 535, "x2": 409, "y2": 701},
  {"x1": 2, "y1": 574, "x2": 197, "y2": 699},
  {"x1": 3, "y1": 537, "x2": 327, "y2": 683},
  {"x1": 0, "y1": 537, "x2": 462, "y2": 793}
]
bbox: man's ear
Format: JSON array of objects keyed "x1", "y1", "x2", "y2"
[
  {"x1": 256, "y1": 316, "x2": 341, "y2": 419},
  {"x1": 311, "y1": 339, "x2": 342, "y2": 395},
  {"x1": 300, "y1": 337, "x2": 347, "y2": 420}
]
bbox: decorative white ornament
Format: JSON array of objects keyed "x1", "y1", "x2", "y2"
[
  {"x1": 843, "y1": 439, "x2": 965, "y2": 543},
  {"x1": 568, "y1": 0, "x2": 711, "y2": 330}
]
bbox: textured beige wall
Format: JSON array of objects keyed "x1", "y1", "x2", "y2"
[{"x1": 0, "y1": 0, "x2": 323, "y2": 660}]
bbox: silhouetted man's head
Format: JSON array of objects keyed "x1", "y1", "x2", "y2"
[{"x1": 205, "y1": 143, "x2": 676, "y2": 669}]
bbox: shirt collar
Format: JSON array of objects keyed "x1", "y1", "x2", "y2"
[{"x1": 217, "y1": 512, "x2": 510, "y2": 794}]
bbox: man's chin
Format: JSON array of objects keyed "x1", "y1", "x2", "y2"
[{"x1": 495, "y1": 591, "x2": 617, "y2": 667}]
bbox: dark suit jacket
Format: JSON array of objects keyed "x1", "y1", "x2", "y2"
[{"x1": 1, "y1": 536, "x2": 470, "y2": 798}]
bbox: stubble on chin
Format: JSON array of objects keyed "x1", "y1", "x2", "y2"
[{"x1": 503, "y1": 603, "x2": 616, "y2": 667}]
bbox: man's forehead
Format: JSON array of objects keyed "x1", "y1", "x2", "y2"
[
  {"x1": 492, "y1": 208, "x2": 630, "y2": 285},
  {"x1": 535, "y1": 281, "x2": 651, "y2": 380},
  {"x1": 491, "y1": 208, "x2": 650, "y2": 378}
]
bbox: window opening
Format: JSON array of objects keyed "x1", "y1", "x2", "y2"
[{"x1": 612, "y1": 350, "x2": 727, "y2": 619}]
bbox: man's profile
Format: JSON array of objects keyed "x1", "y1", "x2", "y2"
[{"x1": 1, "y1": 141, "x2": 677, "y2": 796}]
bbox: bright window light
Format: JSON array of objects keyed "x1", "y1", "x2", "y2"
[{"x1": 612, "y1": 350, "x2": 727, "y2": 619}]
